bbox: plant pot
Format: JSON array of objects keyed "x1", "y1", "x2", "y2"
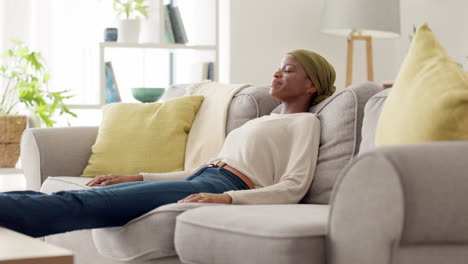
[
  {"x1": 0, "y1": 115, "x2": 27, "y2": 168},
  {"x1": 140, "y1": 17, "x2": 160, "y2": 44},
  {"x1": 118, "y1": 19, "x2": 141, "y2": 43}
]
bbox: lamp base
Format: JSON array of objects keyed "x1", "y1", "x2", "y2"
[{"x1": 346, "y1": 35, "x2": 374, "y2": 87}]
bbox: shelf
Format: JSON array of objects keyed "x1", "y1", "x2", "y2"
[
  {"x1": 100, "y1": 42, "x2": 217, "y2": 51},
  {"x1": 67, "y1": 104, "x2": 103, "y2": 109},
  {"x1": 97, "y1": 0, "x2": 219, "y2": 106}
]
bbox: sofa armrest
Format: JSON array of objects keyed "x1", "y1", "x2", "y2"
[
  {"x1": 21, "y1": 126, "x2": 98, "y2": 191},
  {"x1": 328, "y1": 141, "x2": 468, "y2": 264}
]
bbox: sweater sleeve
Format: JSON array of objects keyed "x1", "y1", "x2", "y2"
[
  {"x1": 224, "y1": 116, "x2": 321, "y2": 204},
  {"x1": 140, "y1": 167, "x2": 200, "y2": 181},
  {"x1": 141, "y1": 154, "x2": 217, "y2": 181},
  {"x1": 224, "y1": 170, "x2": 316, "y2": 204}
]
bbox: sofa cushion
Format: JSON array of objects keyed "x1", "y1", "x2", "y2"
[
  {"x1": 226, "y1": 85, "x2": 281, "y2": 134},
  {"x1": 175, "y1": 204, "x2": 329, "y2": 264},
  {"x1": 81, "y1": 96, "x2": 204, "y2": 177},
  {"x1": 359, "y1": 89, "x2": 391, "y2": 154},
  {"x1": 273, "y1": 82, "x2": 382, "y2": 204},
  {"x1": 376, "y1": 24, "x2": 468, "y2": 145},
  {"x1": 41, "y1": 176, "x2": 91, "y2": 193},
  {"x1": 46, "y1": 229, "x2": 122, "y2": 264},
  {"x1": 161, "y1": 84, "x2": 281, "y2": 135},
  {"x1": 92, "y1": 203, "x2": 220, "y2": 262}
]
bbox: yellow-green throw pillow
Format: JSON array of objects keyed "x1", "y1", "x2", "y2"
[
  {"x1": 81, "y1": 96, "x2": 204, "y2": 177},
  {"x1": 376, "y1": 24, "x2": 468, "y2": 146}
]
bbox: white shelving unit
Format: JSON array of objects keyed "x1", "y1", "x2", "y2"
[{"x1": 69, "y1": 0, "x2": 219, "y2": 109}]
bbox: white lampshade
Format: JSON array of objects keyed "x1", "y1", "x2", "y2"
[{"x1": 321, "y1": 0, "x2": 400, "y2": 39}]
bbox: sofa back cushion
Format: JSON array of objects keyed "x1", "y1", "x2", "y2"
[
  {"x1": 162, "y1": 84, "x2": 281, "y2": 135},
  {"x1": 272, "y1": 82, "x2": 382, "y2": 204},
  {"x1": 359, "y1": 89, "x2": 391, "y2": 154}
]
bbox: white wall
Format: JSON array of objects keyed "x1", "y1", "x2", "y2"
[
  {"x1": 220, "y1": 0, "x2": 468, "y2": 89},
  {"x1": 396, "y1": 0, "x2": 468, "y2": 69},
  {"x1": 220, "y1": 0, "x2": 400, "y2": 90},
  {"x1": 0, "y1": 0, "x2": 31, "y2": 50}
]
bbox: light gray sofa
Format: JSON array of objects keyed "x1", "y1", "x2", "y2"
[
  {"x1": 21, "y1": 82, "x2": 465, "y2": 264},
  {"x1": 21, "y1": 84, "x2": 283, "y2": 264}
]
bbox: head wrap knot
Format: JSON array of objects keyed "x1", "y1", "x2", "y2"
[{"x1": 289, "y1": 49, "x2": 336, "y2": 105}]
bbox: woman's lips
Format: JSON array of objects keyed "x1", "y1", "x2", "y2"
[{"x1": 271, "y1": 80, "x2": 282, "y2": 87}]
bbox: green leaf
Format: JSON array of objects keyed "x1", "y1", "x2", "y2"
[
  {"x1": 136, "y1": 6, "x2": 148, "y2": 17},
  {"x1": 43, "y1": 73, "x2": 50, "y2": 83},
  {"x1": 26, "y1": 52, "x2": 44, "y2": 71},
  {"x1": 1, "y1": 40, "x2": 76, "y2": 126},
  {"x1": 17, "y1": 46, "x2": 29, "y2": 58},
  {"x1": 11, "y1": 40, "x2": 23, "y2": 45},
  {"x1": 113, "y1": 0, "x2": 149, "y2": 18}
]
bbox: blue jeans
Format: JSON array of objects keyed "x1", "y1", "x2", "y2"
[{"x1": 0, "y1": 166, "x2": 248, "y2": 238}]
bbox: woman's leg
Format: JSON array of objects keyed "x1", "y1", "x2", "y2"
[{"x1": 0, "y1": 167, "x2": 236, "y2": 238}]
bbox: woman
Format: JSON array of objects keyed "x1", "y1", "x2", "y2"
[{"x1": 0, "y1": 49, "x2": 336, "y2": 238}]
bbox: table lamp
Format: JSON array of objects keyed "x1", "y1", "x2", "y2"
[{"x1": 320, "y1": 0, "x2": 400, "y2": 86}]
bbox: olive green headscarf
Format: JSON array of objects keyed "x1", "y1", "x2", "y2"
[{"x1": 289, "y1": 49, "x2": 336, "y2": 105}]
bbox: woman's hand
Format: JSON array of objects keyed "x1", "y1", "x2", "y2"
[
  {"x1": 85, "y1": 174, "x2": 143, "y2": 187},
  {"x1": 178, "y1": 193, "x2": 232, "y2": 204}
]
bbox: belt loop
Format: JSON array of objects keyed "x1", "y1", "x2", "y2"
[{"x1": 218, "y1": 162, "x2": 227, "y2": 169}]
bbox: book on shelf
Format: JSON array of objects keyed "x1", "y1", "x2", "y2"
[
  {"x1": 164, "y1": 4, "x2": 175, "y2": 44},
  {"x1": 105, "y1": 62, "x2": 121, "y2": 104},
  {"x1": 206, "y1": 62, "x2": 214, "y2": 81},
  {"x1": 166, "y1": 3, "x2": 188, "y2": 44},
  {"x1": 190, "y1": 61, "x2": 215, "y2": 82}
]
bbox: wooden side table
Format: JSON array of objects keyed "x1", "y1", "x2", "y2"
[
  {"x1": 0, "y1": 227, "x2": 73, "y2": 264},
  {"x1": 382, "y1": 82, "x2": 394, "y2": 89}
]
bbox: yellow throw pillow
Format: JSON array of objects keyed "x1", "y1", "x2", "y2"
[
  {"x1": 81, "y1": 96, "x2": 204, "y2": 177},
  {"x1": 376, "y1": 24, "x2": 468, "y2": 146}
]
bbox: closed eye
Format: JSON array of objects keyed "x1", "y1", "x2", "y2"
[{"x1": 277, "y1": 64, "x2": 296, "y2": 73}]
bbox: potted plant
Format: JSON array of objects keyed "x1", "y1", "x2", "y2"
[
  {"x1": 0, "y1": 40, "x2": 76, "y2": 167},
  {"x1": 113, "y1": 0, "x2": 149, "y2": 43}
]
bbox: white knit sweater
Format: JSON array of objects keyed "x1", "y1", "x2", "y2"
[{"x1": 142, "y1": 113, "x2": 321, "y2": 205}]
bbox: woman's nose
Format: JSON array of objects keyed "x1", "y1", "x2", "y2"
[{"x1": 273, "y1": 69, "x2": 282, "y2": 78}]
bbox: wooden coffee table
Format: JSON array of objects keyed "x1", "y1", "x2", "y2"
[{"x1": 0, "y1": 227, "x2": 73, "y2": 264}]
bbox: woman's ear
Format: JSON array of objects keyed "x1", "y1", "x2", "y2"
[{"x1": 306, "y1": 80, "x2": 316, "y2": 94}]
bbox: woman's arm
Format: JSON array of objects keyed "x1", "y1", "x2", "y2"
[
  {"x1": 140, "y1": 167, "x2": 200, "y2": 181},
  {"x1": 85, "y1": 174, "x2": 143, "y2": 186},
  {"x1": 178, "y1": 193, "x2": 232, "y2": 204},
  {"x1": 85, "y1": 167, "x2": 201, "y2": 187},
  {"x1": 224, "y1": 174, "x2": 313, "y2": 205}
]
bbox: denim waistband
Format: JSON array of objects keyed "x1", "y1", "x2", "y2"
[{"x1": 186, "y1": 166, "x2": 249, "y2": 191}]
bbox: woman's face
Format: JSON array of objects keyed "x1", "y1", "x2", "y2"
[{"x1": 270, "y1": 54, "x2": 315, "y2": 101}]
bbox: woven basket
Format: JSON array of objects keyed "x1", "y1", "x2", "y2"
[{"x1": 0, "y1": 115, "x2": 27, "y2": 168}]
